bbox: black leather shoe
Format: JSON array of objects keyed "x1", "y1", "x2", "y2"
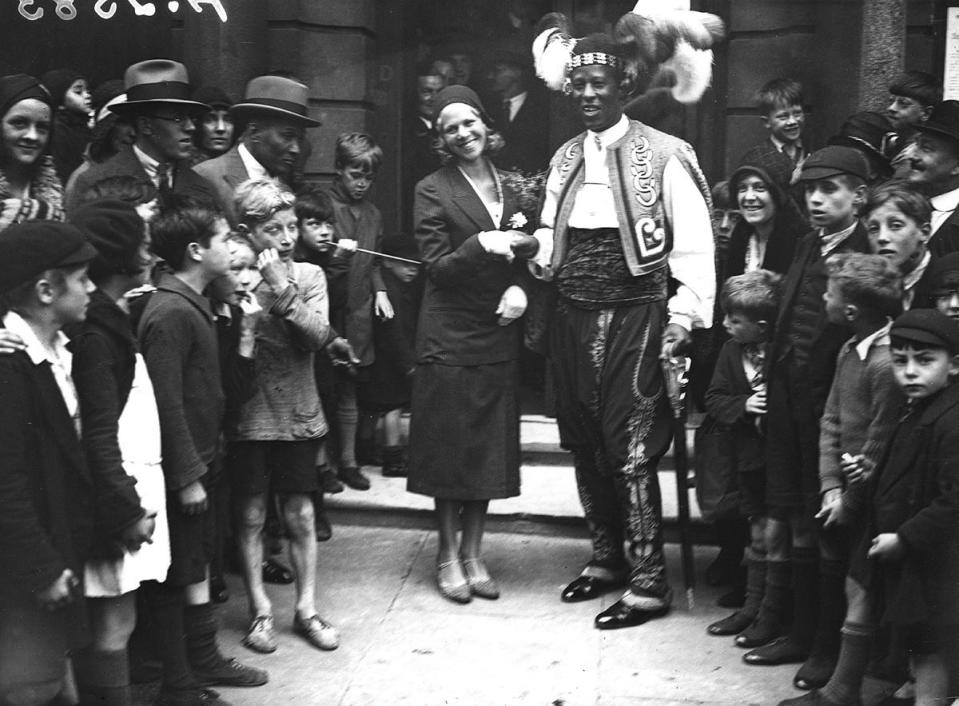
[
  {"x1": 261, "y1": 558, "x2": 294, "y2": 585},
  {"x1": 338, "y1": 466, "x2": 371, "y2": 491},
  {"x1": 743, "y1": 635, "x2": 809, "y2": 665},
  {"x1": 594, "y1": 599, "x2": 669, "y2": 630},
  {"x1": 561, "y1": 575, "x2": 622, "y2": 603}
]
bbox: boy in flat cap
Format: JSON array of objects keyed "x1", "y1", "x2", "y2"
[
  {"x1": 0, "y1": 221, "x2": 97, "y2": 705},
  {"x1": 782, "y1": 309, "x2": 959, "y2": 705},
  {"x1": 65, "y1": 59, "x2": 216, "y2": 214},
  {"x1": 742, "y1": 146, "x2": 872, "y2": 684}
]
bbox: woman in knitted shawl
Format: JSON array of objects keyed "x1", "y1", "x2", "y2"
[{"x1": 0, "y1": 74, "x2": 65, "y2": 233}]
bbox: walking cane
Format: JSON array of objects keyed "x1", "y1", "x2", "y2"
[{"x1": 661, "y1": 355, "x2": 696, "y2": 610}]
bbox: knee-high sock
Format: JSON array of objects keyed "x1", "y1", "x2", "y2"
[
  {"x1": 820, "y1": 621, "x2": 875, "y2": 704},
  {"x1": 74, "y1": 647, "x2": 131, "y2": 706},
  {"x1": 140, "y1": 582, "x2": 197, "y2": 693},
  {"x1": 789, "y1": 546, "x2": 820, "y2": 650},
  {"x1": 183, "y1": 603, "x2": 224, "y2": 672}
]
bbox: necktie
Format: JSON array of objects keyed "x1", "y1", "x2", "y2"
[
  {"x1": 502, "y1": 99, "x2": 512, "y2": 126},
  {"x1": 156, "y1": 162, "x2": 172, "y2": 195}
]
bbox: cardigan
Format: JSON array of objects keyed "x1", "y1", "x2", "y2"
[{"x1": 818, "y1": 326, "x2": 903, "y2": 498}]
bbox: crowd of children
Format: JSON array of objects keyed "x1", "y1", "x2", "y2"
[
  {"x1": 698, "y1": 74, "x2": 959, "y2": 705},
  {"x1": 0, "y1": 66, "x2": 422, "y2": 703}
]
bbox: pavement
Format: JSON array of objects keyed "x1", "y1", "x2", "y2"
[{"x1": 131, "y1": 415, "x2": 904, "y2": 705}]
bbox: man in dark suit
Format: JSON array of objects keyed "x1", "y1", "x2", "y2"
[
  {"x1": 905, "y1": 100, "x2": 959, "y2": 257},
  {"x1": 487, "y1": 50, "x2": 550, "y2": 175},
  {"x1": 64, "y1": 60, "x2": 215, "y2": 213},
  {"x1": 193, "y1": 75, "x2": 321, "y2": 227}
]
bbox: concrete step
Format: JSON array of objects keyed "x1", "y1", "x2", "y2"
[{"x1": 326, "y1": 413, "x2": 714, "y2": 544}]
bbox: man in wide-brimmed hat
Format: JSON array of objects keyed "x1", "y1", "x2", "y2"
[
  {"x1": 905, "y1": 100, "x2": 959, "y2": 257},
  {"x1": 64, "y1": 59, "x2": 216, "y2": 213},
  {"x1": 193, "y1": 74, "x2": 320, "y2": 227}
]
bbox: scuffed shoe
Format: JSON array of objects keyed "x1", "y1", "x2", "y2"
[
  {"x1": 194, "y1": 656, "x2": 268, "y2": 687},
  {"x1": 242, "y1": 615, "x2": 277, "y2": 654},
  {"x1": 293, "y1": 613, "x2": 340, "y2": 651}
]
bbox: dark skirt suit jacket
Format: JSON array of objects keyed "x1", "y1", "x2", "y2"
[
  {"x1": 851, "y1": 384, "x2": 959, "y2": 630},
  {"x1": 413, "y1": 163, "x2": 527, "y2": 366}
]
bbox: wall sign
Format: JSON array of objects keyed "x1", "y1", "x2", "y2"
[
  {"x1": 945, "y1": 7, "x2": 959, "y2": 100},
  {"x1": 17, "y1": 0, "x2": 227, "y2": 22}
]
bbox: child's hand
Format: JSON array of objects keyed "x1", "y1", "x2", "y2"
[
  {"x1": 375, "y1": 291, "x2": 394, "y2": 320},
  {"x1": 744, "y1": 390, "x2": 767, "y2": 415},
  {"x1": 178, "y1": 480, "x2": 208, "y2": 516},
  {"x1": 868, "y1": 533, "x2": 904, "y2": 561},
  {"x1": 336, "y1": 238, "x2": 358, "y2": 254},
  {"x1": 0, "y1": 328, "x2": 26, "y2": 355},
  {"x1": 841, "y1": 453, "x2": 869, "y2": 484},
  {"x1": 37, "y1": 569, "x2": 78, "y2": 610},
  {"x1": 119, "y1": 513, "x2": 157, "y2": 553},
  {"x1": 257, "y1": 248, "x2": 289, "y2": 292},
  {"x1": 815, "y1": 488, "x2": 845, "y2": 528},
  {"x1": 327, "y1": 337, "x2": 360, "y2": 369}
]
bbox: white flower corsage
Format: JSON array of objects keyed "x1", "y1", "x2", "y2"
[{"x1": 508, "y1": 212, "x2": 528, "y2": 230}]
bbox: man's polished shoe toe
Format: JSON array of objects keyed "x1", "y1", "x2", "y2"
[
  {"x1": 561, "y1": 575, "x2": 621, "y2": 603},
  {"x1": 594, "y1": 599, "x2": 669, "y2": 630}
]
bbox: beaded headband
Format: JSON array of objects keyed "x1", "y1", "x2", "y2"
[{"x1": 568, "y1": 52, "x2": 622, "y2": 73}]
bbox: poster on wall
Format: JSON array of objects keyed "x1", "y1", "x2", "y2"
[{"x1": 945, "y1": 7, "x2": 959, "y2": 99}]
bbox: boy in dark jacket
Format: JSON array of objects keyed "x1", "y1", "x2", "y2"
[
  {"x1": 743, "y1": 146, "x2": 872, "y2": 668},
  {"x1": 781, "y1": 308, "x2": 959, "y2": 705},
  {"x1": 138, "y1": 198, "x2": 266, "y2": 703},
  {"x1": 703, "y1": 270, "x2": 781, "y2": 641},
  {"x1": 0, "y1": 221, "x2": 97, "y2": 705}
]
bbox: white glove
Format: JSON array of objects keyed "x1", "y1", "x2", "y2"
[
  {"x1": 337, "y1": 238, "x2": 358, "y2": 253},
  {"x1": 477, "y1": 230, "x2": 514, "y2": 258},
  {"x1": 496, "y1": 285, "x2": 527, "y2": 326}
]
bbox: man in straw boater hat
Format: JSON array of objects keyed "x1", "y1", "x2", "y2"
[
  {"x1": 529, "y1": 1, "x2": 724, "y2": 629},
  {"x1": 193, "y1": 74, "x2": 321, "y2": 227},
  {"x1": 64, "y1": 59, "x2": 216, "y2": 213}
]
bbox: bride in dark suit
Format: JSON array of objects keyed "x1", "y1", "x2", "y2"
[{"x1": 408, "y1": 85, "x2": 538, "y2": 603}]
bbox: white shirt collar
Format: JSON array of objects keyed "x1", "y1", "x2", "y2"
[
  {"x1": 820, "y1": 221, "x2": 858, "y2": 257},
  {"x1": 3, "y1": 310, "x2": 71, "y2": 367},
  {"x1": 505, "y1": 91, "x2": 528, "y2": 121},
  {"x1": 587, "y1": 114, "x2": 629, "y2": 150},
  {"x1": 238, "y1": 142, "x2": 270, "y2": 181},
  {"x1": 133, "y1": 144, "x2": 164, "y2": 185},
  {"x1": 854, "y1": 319, "x2": 892, "y2": 361},
  {"x1": 903, "y1": 250, "x2": 932, "y2": 293},
  {"x1": 930, "y1": 186, "x2": 959, "y2": 215}
]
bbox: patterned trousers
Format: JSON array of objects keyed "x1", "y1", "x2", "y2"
[{"x1": 550, "y1": 298, "x2": 673, "y2": 599}]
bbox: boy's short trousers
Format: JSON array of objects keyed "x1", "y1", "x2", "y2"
[
  {"x1": 738, "y1": 469, "x2": 765, "y2": 518},
  {"x1": 229, "y1": 439, "x2": 320, "y2": 496},
  {"x1": 0, "y1": 592, "x2": 70, "y2": 705},
  {"x1": 166, "y1": 470, "x2": 216, "y2": 587}
]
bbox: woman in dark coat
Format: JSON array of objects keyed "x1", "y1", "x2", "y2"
[{"x1": 408, "y1": 85, "x2": 537, "y2": 603}]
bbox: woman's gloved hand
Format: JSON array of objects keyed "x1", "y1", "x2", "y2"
[
  {"x1": 477, "y1": 230, "x2": 514, "y2": 259},
  {"x1": 495, "y1": 285, "x2": 527, "y2": 326}
]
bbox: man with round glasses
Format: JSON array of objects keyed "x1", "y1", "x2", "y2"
[{"x1": 65, "y1": 59, "x2": 215, "y2": 212}]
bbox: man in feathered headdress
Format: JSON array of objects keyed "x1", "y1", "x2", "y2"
[{"x1": 530, "y1": 2, "x2": 723, "y2": 629}]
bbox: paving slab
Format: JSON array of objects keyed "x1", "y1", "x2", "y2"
[{"x1": 157, "y1": 524, "x2": 903, "y2": 706}]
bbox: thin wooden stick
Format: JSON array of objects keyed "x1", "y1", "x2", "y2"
[{"x1": 354, "y1": 247, "x2": 421, "y2": 265}]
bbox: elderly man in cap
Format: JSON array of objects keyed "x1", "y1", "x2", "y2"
[
  {"x1": 906, "y1": 100, "x2": 959, "y2": 257},
  {"x1": 529, "y1": 16, "x2": 718, "y2": 628},
  {"x1": 193, "y1": 75, "x2": 320, "y2": 227},
  {"x1": 64, "y1": 59, "x2": 216, "y2": 213}
]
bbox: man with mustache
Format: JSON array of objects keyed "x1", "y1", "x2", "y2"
[
  {"x1": 194, "y1": 75, "x2": 321, "y2": 228},
  {"x1": 905, "y1": 100, "x2": 959, "y2": 257},
  {"x1": 64, "y1": 60, "x2": 215, "y2": 214}
]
